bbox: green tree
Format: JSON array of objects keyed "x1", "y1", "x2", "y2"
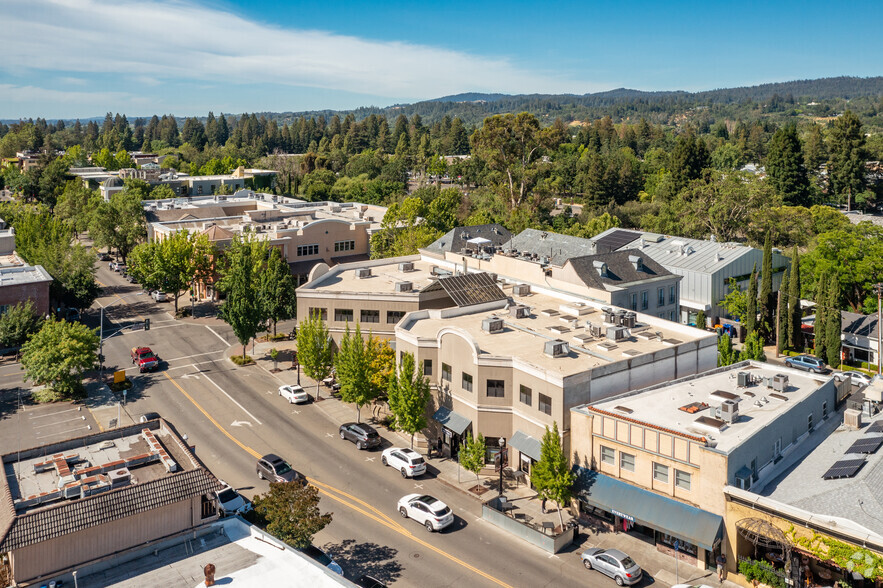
[
  {"x1": 90, "y1": 191, "x2": 146, "y2": 263},
  {"x1": 55, "y1": 182, "x2": 99, "y2": 237},
  {"x1": 758, "y1": 233, "x2": 774, "y2": 342},
  {"x1": 127, "y1": 241, "x2": 163, "y2": 293},
  {"x1": 149, "y1": 184, "x2": 176, "y2": 200},
  {"x1": 367, "y1": 335, "x2": 395, "y2": 402},
  {"x1": 260, "y1": 247, "x2": 296, "y2": 336},
  {"x1": 297, "y1": 311, "x2": 333, "y2": 399},
  {"x1": 719, "y1": 278, "x2": 748, "y2": 323},
  {"x1": 335, "y1": 324, "x2": 377, "y2": 422},
  {"x1": 803, "y1": 123, "x2": 827, "y2": 174},
  {"x1": 777, "y1": 268, "x2": 789, "y2": 353},
  {"x1": 0, "y1": 301, "x2": 42, "y2": 348},
  {"x1": 788, "y1": 246, "x2": 802, "y2": 350},
  {"x1": 814, "y1": 274, "x2": 829, "y2": 361},
  {"x1": 388, "y1": 352, "x2": 431, "y2": 449},
  {"x1": 718, "y1": 334, "x2": 740, "y2": 367},
  {"x1": 766, "y1": 125, "x2": 810, "y2": 207},
  {"x1": 746, "y1": 264, "x2": 758, "y2": 334},
  {"x1": 21, "y1": 318, "x2": 99, "y2": 397},
  {"x1": 695, "y1": 310, "x2": 707, "y2": 329},
  {"x1": 158, "y1": 231, "x2": 199, "y2": 314},
  {"x1": 742, "y1": 331, "x2": 767, "y2": 362},
  {"x1": 459, "y1": 432, "x2": 486, "y2": 482},
  {"x1": 669, "y1": 132, "x2": 709, "y2": 192},
  {"x1": 531, "y1": 422, "x2": 575, "y2": 528},
  {"x1": 369, "y1": 197, "x2": 443, "y2": 258},
  {"x1": 827, "y1": 110, "x2": 866, "y2": 210},
  {"x1": 218, "y1": 233, "x2": 268, "y2": 359},
  {"x1": 825, "y1": 276, "x2": 842, "y2": 368},
  {"x1": 253, "y1": 482, "x2": 332, "y2": 550}
]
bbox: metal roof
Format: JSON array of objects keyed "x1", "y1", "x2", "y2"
[
  {"x1": 421, "y1": 272, "x2": 506, "y2": 307},
  {"x1": 432, "y1": 406, "x2": 471, "y2": 436},
  {"x1": 508, "y1": 431, "x2": 541, "y2": 462}
]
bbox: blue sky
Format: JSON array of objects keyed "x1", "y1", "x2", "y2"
[{"x1": 0, "y1": 0, "x2": 879, "y2": 119}]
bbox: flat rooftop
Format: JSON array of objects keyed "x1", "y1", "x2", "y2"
[
  {"x1": 0, "y1": 264, "x2": 53, "y2": 286},
  {"x1": 85, "y1": 517, "x2": 352, "y2": 587},
  {"x1": 757, "y1": 405, "x2": 883, "y2": 537},
  {"x1": 300, "y1": 257, "x2": 437, "y2": 295},
  {"x1": 4, "y1": 422, "x2": 192, "y2": 515},
  {"x1": 586, "y1": 362, "x2": 829, "y2": 452},
  {"x1": 401, "y1": 288, "x2": 713, "y2": 377}
]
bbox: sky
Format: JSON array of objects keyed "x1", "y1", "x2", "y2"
[{"x1": 0, "y1": 0, "x2": 879, "y2": 119}]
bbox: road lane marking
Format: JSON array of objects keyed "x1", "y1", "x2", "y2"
[
  {"x1": 198, "y1": 367, "x2": 263, "y2": 425},
  {"x1": 29, "y1": 408, "x2": 82, "y2": 418},
  {"x1": 205, "y1": 326, "x2": 229, "y2": 346},
  {"x1": 164, "y1": 371, "x2": 513, "y2": 588}
]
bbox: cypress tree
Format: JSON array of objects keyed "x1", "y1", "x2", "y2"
[
  {"x1": 777, "y1": 268, "x2": 790, "y2": 354},
  {"x1": 788, "y1": 247, "x2": 802, "y2": 350},
  {"x1": 814, "y1": 274, "x2": 828, "y2": 360},
  {"x1": 825, "y1": 276, "x2": 842, "y2": 368},
  {"x1": 759, "y1": 233, "x2": 774, "y2": 342},
  {"x1": 746, "y1": 264, "x2": 758, "y2": 334}
]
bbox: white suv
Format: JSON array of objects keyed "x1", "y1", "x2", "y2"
[
  {"x1": 279, "y1": 384, "x2": 310, "y2": 404},
  {"x1": 381, "y1": 447, "x2": 426, "y2": 478},
  {"x1": 397, "y1": 494, "x2": 454, "y2": 532}
]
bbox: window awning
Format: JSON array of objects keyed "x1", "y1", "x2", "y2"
[
  {"x1": 573, "y1": 467, "x2": 723, "y2": 551},
  {"x1": 432, "y1": 406, "x2": 471, "y2": 436},
  {"x1": 508, "y1": 430, "x2": 541, "y2": 462}
]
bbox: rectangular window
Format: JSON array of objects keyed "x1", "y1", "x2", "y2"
[
  {"x1": 675, "y1": 469, "x2": 691, "y2": 491},
  {"x1": 334, "y1": 308, "x2": 353, "y2": 322},
  {"x1": 487, "y1": 379, "x2": 505, "y2": 398},
  {"x1": 808, "y1": 413, "x2": 814, "y2": 432},
  {"x1": 653, "y1": 462, "x2": 669, "y2": 483},
  {"x1": 620, "y1": 452, "x2": 635, "y2": 472},
  {"x1": 658, "y1": 287, "x2": 665, "y2": 307},
  {"x1": 462, "y1": 372, "x2": 473, "y2": 392},
  {"x1": 822, "y1": 401, "x2": 828, "y2": 418},
  {"x1": 519, "y1": 385, "x2": 532, "y2": 406},
  {"x1": 630, "y1": 293, "x2": 637, "y2": 311},
  {"x1": 670, "y1": 311, "x2": 675, "y2": 321},
  {"x1": 297, "y1": 244, "x2": 319, "y2": 257},
  {"x1": 641, "y1": 290, "x2": 649, "y2": 310},
  {"x1": 600, "y1": 446, "x2": 615, "y2": 465},
  {"x1": 441, "y1": 363, "x2": 452, "y2": 381},
  {"x1": 387, "y1": 310, "x2": 405, "y2": 324},
  {"x1": 308, "y1": 307, "x2": 327, "y2": 321},
  {"x1": 538, "y1": 393, "x2": 552, "y2": 415},
  {"x1": 334, "y1": 240, "x2": 356, "y2": 252},
  {"x1": 423, "y1": 359, "x2": 432, "y2": 376},
  {"x1": 360, "y1": 309, "x2": 380, "y2": 323},
  {"x1": 669, "y1": 285, "x2": 676, "y2": 304}
]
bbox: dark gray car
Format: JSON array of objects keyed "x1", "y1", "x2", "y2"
[
  {"x1": 256, "y1": 453, "x2": 302, "y2": 483},
  {"x1": 581, "y1": 548, "x2": 643, "y2": 586},
  {"x1": 339, "y1": 422, "x2": 382, "y2": 450}
]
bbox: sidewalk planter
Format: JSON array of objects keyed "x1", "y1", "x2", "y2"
[{"x1": 481, "y1": 497, "x2": 575, "y2": 554}]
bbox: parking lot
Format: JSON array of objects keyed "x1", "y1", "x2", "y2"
[{"x1": 0, "y1": 398, "x2": 100, "y2": 452}]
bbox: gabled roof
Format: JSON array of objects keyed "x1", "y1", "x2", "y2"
[
  {"x1": 0, "y1": 468, "x2": 219, "y2": 552},
  {"x1": 420, "y1": 272, "x2": 506, "y2": 307},
  {"x1": 424, "y1": 224, "x2": 512, "y2": 255},
  {"x1": 842, "y1": 311, "x2": 879, "y2": 339},
  {"x1": 201, "y1": 224, "x2": 235, "y2": 241},
  {"x1": 564, "y1": 249, "x2": 673, "y2": 290}
]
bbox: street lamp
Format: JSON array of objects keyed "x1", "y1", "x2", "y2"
[
  {"x1": 875, "y1": 283, "x2": 883, "y2": 376},
  {"x1": 498, "y1": 437, "x2": 506, "y2": 497}
]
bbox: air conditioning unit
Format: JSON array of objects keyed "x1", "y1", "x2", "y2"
[
  {"x1": 482, "y1": 317, "x2": 504, "y2": 334},
  {"x1": 513, "y1": 284, "x2": 531, "y2": 296},
  {"x1": 772, "y1": 374, "x2": 789, "y2": 392},
  {"x1": 606, "y1": 326, "x2": 627, "y2": 341},
  {"x1": 395, "y1": 281, "x2": 413, "y2": 293},
  {"x1": 544, "y1": 339, "x2": 570, "y2": 358},
  {"x1": 355, "y1": 268, "x2": 372, "y2": 279},
  {"x1": 398, "y1": 262, "x2": 415, "y2": 272},
  {"x1": 844, "y1": 408, "x2": 862, "y2": 430},
  {"x1": 720, "y1": 400, "x2": 740, "y2": 424},
  {"x1": 623, "y1": 312, "x2": 637, "y2": 328},
  {"x1": 108, "y1": 468, "x2": 132, "y2": 487},
  {"x1": 737, "y1": 371, "x2": 750, "y2": 388},
  {"x1": 510, "y1": 304, "x2": 531, "y2": 319}
]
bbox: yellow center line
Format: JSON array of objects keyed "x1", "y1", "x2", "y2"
[{"x1": 163, "y1": 371, "x2": 513, "y2": 588}]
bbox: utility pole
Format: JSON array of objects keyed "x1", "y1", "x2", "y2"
[
  {"x1": 775, "y1": 289, "x2": 782, "y2": 358},
  {"x1": 875, "y1": 283, "x2": 883, "y2": 376}
]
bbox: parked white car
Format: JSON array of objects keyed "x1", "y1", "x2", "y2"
[
  {"x1": 397, "y1": 494, "x2": 453, "y2": 532},
  {"x1": 215, "y1": 482, "x2": 253, "y2": 516},
  {"x1": 835, "y1": 371, "x2": 872, "y2": 387},
  {"x1": 151, "y1": 291, "x2": 168, "y2": 302},
  {"x1": 279, "y1": 384, "x2": 310, "y2": 404},
  {"x1": 381, "y1": 447, "x2": 427, "y2": 478}
]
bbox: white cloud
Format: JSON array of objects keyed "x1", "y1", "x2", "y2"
[
  {"x1": 0, "y1": 84, "x2": 132, "y2": 105},
  {"x1": 0, "y1": 0, "x2": 595, "y2": 100}
]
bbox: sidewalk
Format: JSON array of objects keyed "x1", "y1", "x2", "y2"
[{"x1": 82, "y1": 375, "x2": 137, "y2": 431}]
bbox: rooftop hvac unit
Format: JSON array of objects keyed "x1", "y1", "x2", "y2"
[
  {"x1": 623, "y1": 312, "x2": 637, "y2": 328},
  {"x1": 772, "y1": 374, "x2": 789, "y2": 392},
  {"x1": 355, "y1": 268, "x2": 372, "y2": 279},
  {"x1": 395, "y1": 281, "x2": 413, "y2": 293},
  {"x1": 601, "y1": 308, "x2": 615, "y2": 323},
  {"x1": 513, "y1": 284, "x2": 531, "y2": 296},
  {"x1": 544, "y1": 339, "x2": 570, "y2": 358},
  {"x1": 488, "y1": 273, "x2": 497, "y2": 283},
  {"x1": 510, "y1": 304, "x2": 531, "y2": 319},
  {"x1": 606, "y1": 326, "x2": 627, "y2": 341},
  {"x1": 398, "y1": 262, "x2": 415, "y2": 272},
  {"x1": 108, "y1": 468, "x2": 132, "y2": 487},
  {"x1": 589, "y1": 324, "x2": 603, "y2": 338},
  {"x1": 482, "y1": 317, "x2": 504, "y2": 334},
  {"x1": 720, "y1": 400, "x2": 740, "y2": 424},
  {"x1": 844, "y1": 408, "x2": 862, "y2": 430},
  {"x1": 737, "y1": 371, "x2": 751, "y2": 388}
]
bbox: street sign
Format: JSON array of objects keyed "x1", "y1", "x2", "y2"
[{"x1": 113, "y1": 370, "x2": 125, "y2": 384}]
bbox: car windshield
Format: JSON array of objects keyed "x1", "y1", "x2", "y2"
[
  {"x1": 274, "y1": 461, "x2": 292, "y2": 475},
  {"x1": 217, "y1": 488, "x2": 238, "y2": 502},
  {"x1": 366, "y1": 431, "x2": 379, "y2": 438},
  {"x1": 412, "y1": 457, "x2": 425, "y2": 465},
  {"x1": 139, "y1": 351, "x2": 154, "y2": 359},
  {"x1": 620, "y1": 556, "x2": 637, "y2": 568}
]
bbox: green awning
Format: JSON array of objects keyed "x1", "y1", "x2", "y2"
[
  {"x1": 508, "y1": 431, "x2": 541, "y2": 462},
  {"x1": 432, "y1": 406, "x2": 471, "y2": 436},
  {"x1": 573, "y1": 467, "x2": 723, "y2": 551}
]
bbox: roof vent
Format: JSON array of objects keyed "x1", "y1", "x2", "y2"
[
  {"x1": 482, "y1": 317, "x2": 504, "y2": 334},
  {"x1": 629, "y1": 255, "x2": 644, "y2": 271},
  {"x1": 395, "y1": 281, "x2": 413, "y2": 293},
  {"x1": 544, "y1": 339, "x2": 570, "y2": 357},
  {"x1": 512, "y1": 284, "x2": 531, "y2": 296},
  {"x1": 398, "y1": 261, "x2": 415, "y2": 272},
  {"x1": 510, "y1": 304, "x2": 531, "y2": 319},
  {"x1": 107, "y1": 468, "x2": 132, "y2": 487},
  {"x1": 593, "y1": 260, "x2": 608, "y2": 277},
  {"x1": 356, "y1": 268, "x2": 372, "y2": 279}
]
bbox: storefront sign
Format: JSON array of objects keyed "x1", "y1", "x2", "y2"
[{"x1": 612, "y1": 509, "x2": 634, "y2": 523}]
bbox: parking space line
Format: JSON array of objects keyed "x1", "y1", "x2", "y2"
[
  {"x1": 33, "y1": 417, "x2": 87, "y2": 429},
  {"x1": 35, "y1": 426, "x2": 91, "y2": 438},
  {"x1": 197, "y1": 367, "x2": 263, "y2": 426},
  {"x1": 29, "y1": 408, "x2": 82, "y2": 419},
  {"x1": 205, "y1": 326, "x2": 229, "y2": 346}
]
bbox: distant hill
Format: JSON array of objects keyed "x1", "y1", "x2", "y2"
[{"x1": 429, "y1": 92, "x2": 511, "y2": 103}]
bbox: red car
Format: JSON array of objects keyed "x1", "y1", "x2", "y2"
[{"x1": 131, "y1": 347, "x2": 160, "y2": 372}]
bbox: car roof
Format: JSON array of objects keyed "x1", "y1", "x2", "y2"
[
  {"x1": 606, "y1": 549, "x2": 630, "y2": 560},
  {"x1": 261, "y1": 453, "x2": 284, "y2": 463},
  {"x1": 141, "y1": 412, "x2": 160, "y2": 420}
]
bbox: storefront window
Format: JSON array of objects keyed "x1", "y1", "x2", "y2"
[{"x1": 658, "y1": 533, "x2": 696, "y2": 556}]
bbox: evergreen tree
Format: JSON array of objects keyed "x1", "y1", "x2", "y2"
[
  {"x1": 814, "y1": 274, "x2": 828, "y2": 360},
  {"x1": 759, "y1": 234, "x2": 774, "y2": 342},
  {"x1": 388, "y1": 352, "x2": 431, "y2": 449},
  {"x1": 827, "y1": 110, "x2": 866, "y2": 210},
  {"x1": 788, "y1": 246, "x2": 802, "y2": 350},
  {"x1": 260, "y1": 247, "x2": 296, "y2": 336},
  {"x1": 217, "y1": 234, "x2": 267, "y2": 360},
  {"x1": 531, "y1": 422, "x2": 575, "y2": 528},
  {"x1": 766, "y1": 125, "x2": 810, "y2": 206},
  {"x1": 746, "y1": 264, "x2": 758, "y2": 334},
  {"x1": 742, "y1": 331, "x2": 767, "y2": 362},
  {"x1": 825, "y1": 276, "x2": 842, "y2": 368},
  {"x1": 669, "y1": 132, "x2": 709, "y2": 191},
  {"x1": 695, "y1": 309, "x2": 707, "y2": 329},
  {"x1": 718, "y1": 334, "x2": 740, "y2": 367},
  {"x1": 777, "y1": 268, "x2": 789, "y2": 354},
  {"x1": 297, "y1": 311, "x2": 333, "y2": 400},
  {"x1": 803, "y1": 123, "x2": 827, "y2": 175}
]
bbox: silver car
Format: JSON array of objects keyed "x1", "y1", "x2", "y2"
[{"x1": 581, "y1": 548, "x2": 643, "y2": 586}]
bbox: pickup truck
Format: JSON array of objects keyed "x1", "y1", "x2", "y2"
[{"x1": 131, "y1": 347, "x2": 160, "y2": 372}]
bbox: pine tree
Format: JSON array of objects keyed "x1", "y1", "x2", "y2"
[
  {"x1": 766, "y1": 125, "x2": 810, "y2": 206},
  {"x1": 814, "y1": 274, "x2": 828, "y2": 360},
  {"x1": 788, "y1": 247, "x2": 802, "y2": 350},
  {"x1": 746, "y1": 264, "x2": 758, "y2": 334},
  {"x1": 828, "y1": 110, "x2": 867, "y2": 211},
  {"x1": 758, "y1": 233, "x2": 774, "y2": 342},
  {"x1": 777, "y1": 268, "x2": 789, "y2": 354},
  {"x1": 825, "y1": 276, "x2": 842, "y2": 368},
  {"x1": 531, "y1": 422, "x2": 575, "y2": 528},
  {"x1": 718, "y1": 334, "x2": 740, "y2": 367},
  {"x1": 742, "y1": 331, "x2": 767, "y2": 362}
]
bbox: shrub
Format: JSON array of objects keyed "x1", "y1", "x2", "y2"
[
  {"x1": 230, "y1": 355, "x2": 254, "y2": 366},
  {"x1": 109, "y1": 379, "x2": 132, "y2": 393}
]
